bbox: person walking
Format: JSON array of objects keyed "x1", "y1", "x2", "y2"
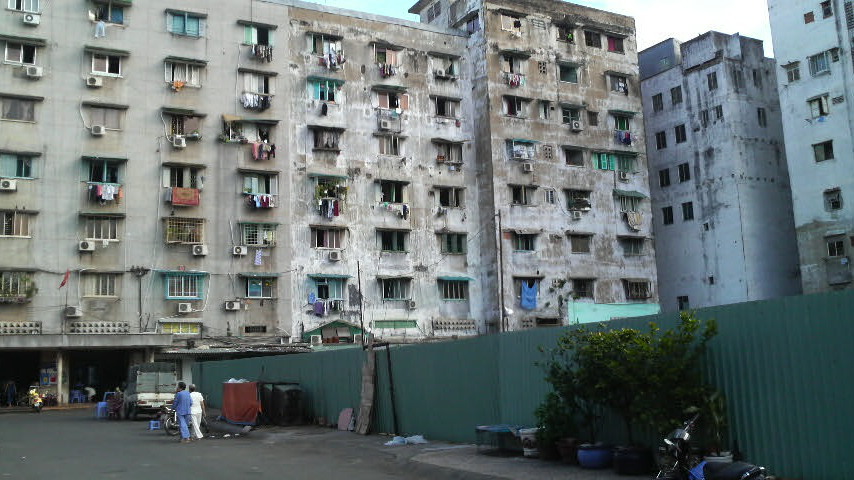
[
  {"x1": 173, "y1": 382, "x2": 193, "y2": 443},
  {"x1": 188, "y1": 384, "x2": 205, "y2": 440}
]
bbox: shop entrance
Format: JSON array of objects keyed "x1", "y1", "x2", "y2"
[
  {"x1": 0, "y1": 350, "x2": 40, "y2": 406},
  {"x1": 66, "y1": 350, "x2": 130, "y2": 402}
]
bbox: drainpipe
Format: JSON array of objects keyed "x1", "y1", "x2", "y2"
[
  {"x1": 496, "y1": 210, "x2": 505, "y2": 333},
  {"x1": 129, "y1": 266, "x2": 150, "y2": 332}
]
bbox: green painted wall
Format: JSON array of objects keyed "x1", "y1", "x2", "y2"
[{"x1": 568, "y1": 301, "x2": 661, "y2": 324}]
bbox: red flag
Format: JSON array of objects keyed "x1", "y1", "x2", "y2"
[{"x1": 59, "y1": 269, "x2": 70, "y2": 289}]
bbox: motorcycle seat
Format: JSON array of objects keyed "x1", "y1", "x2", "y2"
[{"x1": 704, "y1": 461, "x2": 764, "y2": 480}]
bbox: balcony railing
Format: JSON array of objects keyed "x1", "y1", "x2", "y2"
[
  {"x1": 87, "y1": 182, "x2": 123, "y2": 204},
  {"x1": 0, "y1": 321, "x2": 41, "y2": 334},
  {"x1": 376, "y1": 108, "x2": 402, "y2": 133},
  {"x1": 240, "y1": 92, "x2": 272, "y2": 111},
  {"x1": 614, "y1": 130, "x2": 633, "y2": 146},
  {"x1": 318, "y1": 54, "x2": 346, "y2": 70},
  {"x1": 378, "y1": 201, "x2": 410, "y2": 220},
  {"x1": 502, "y1": 71, "x2": 526, "y2": 87},
  {"x1": 68, "y1": 321, "x2": 130, "y2": 334},
  {"x1": 245, "y1": 193, "x2": 277, "y2": 209}
]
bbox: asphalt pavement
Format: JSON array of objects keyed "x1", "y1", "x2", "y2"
[{"x1": 0, "y1": 406, "x2": 638, "y2": 480}]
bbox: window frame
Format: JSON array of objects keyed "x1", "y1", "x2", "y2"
[
  {"x1": 440, "y1": 232, "x2": 466, "y2": 254},
  {"x1": 568, "y1": 234, "x2": 591, "y2": 253},
  {"x1": 662, "y1": 206, "x2": 674, "y2": 225},
  {"x1": 681, "y1": 201, "x2": 695, "y2": 221},
  {"x1": 1, "y1": 210, "x2": 31, "y2": 237},
  {"x1": 620, "y1": 237, "x2": 644, "y2": 256},
  {"x1": 659, "y1": 168, "x2": 671, "y2": 187},
  {"x1": 439, "y1": 279, "x2": 468, "y2": 301},
  {"x1": 707, "y1": 71, "x2": 718, "y2": 90},
  {"x1": 513, "y1": 232, "x2": 537, "y2": 252},
  {"x1": 165, "y1": 274, "x2": 204, "y2": 300},
  {"x1": 0, "y1": 152, "x2": 36, "y2": 179},
  {"x1": 7, "y1": 0, "x2": 39, "y2": 13},
  {"x1": 678, "y1": 162, "x2": 691, "y2": 182},
  {"x1": 91, "y1": 53, "x2": 122, "y2": 77},
  {"x1": 670, "y1": 86, "x2": 683, "y2": 105},
  {"x1": 558, "y1": 63, "x2": 579, "y2": 83},
  {"x1": 84, "y1": 216, "x2": 119, "y2": 241},
  {"x1": 245, "y1": 277, "x2": 275, "y2": 299},
  {"x1": 380, "y1": 277, "x2": 411, "y2": 301},
  {"x1": 808, "y1": 95, "x2": 830, "y2": 118},
  {"x1": 3, "y1": 42, "x2": 37, "y2": 65},
  {"x1": 813, "y1": 140, "x2": 834, "y2": 162},
  {"x1": 164, "y1": 61, "x2": 202, "y2": 87},
  {"x1": 164, "y1": 217, "x2": 204, "y2": 244},
  {"x1": 824, "y1": 188, "x2": 842, "y2": 211},
  {"x1": 310, "y1": 226, "x2": 343, "y2": 249},
  {"x1": 675, "y1": 124, "x2": 687, "y2": 143},
  {"x1": 606, "y1": 35, "x2": 625, "y2": 53},
  {"x1": 651, "y1": 93, "x2": 663, "y2": 112},
  {"x1": 84, "y1": 273, "x2": 118, "y2": 297},
  {"x1": 437, "y1": 186, "x2": 464, "y2": 208},
  {"x1": 809, "y1": 51, "x2": 831, "y2": 76},
  {"x1": 0, "y1": 96, "x2": 37, "y2": 122},
  {"x1": 510, "y1": 185, "x2": 536, "y2": 206},
  {"x1": 377, "y1": 229, "x2": 408, "y2": 252}
]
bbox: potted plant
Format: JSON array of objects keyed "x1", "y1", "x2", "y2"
[
  {"x1": 534, "y1": 392, "x2": 576, "y2": 461},
  {"x1": 702, "y1": 390, "x2": 733, "y2": 463}
]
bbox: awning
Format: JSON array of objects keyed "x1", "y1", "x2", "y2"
[
  {"x1": 237, "y1": 67, "x2": 279, "y2": 76},
  {"x1": 604, "y1": 69, "x2": 634, "y2": 77},
  {"x1": 236, "y1": 19, "x2": 277, "y2": 29},
  {"x1": 78, "y1": 212, "x2": 126, "y2": 218},
  {"x1": 511, "y1": 229, "x2": 541, "y2": 235},
  {"x1": 510, "y1": 138, "x2": 538, "y2": 144},
  {"x1": 428, "y1": 94, "x2": 462, "y2": 102},
  {"x1": 560, "y1": 102, "x2": 586, "y2": 110},
  {"x1": 164, "y1": 161, "x2": 207, "y2": 168},
  {"x1": 565, "y1": 230, "x2": 594, "y2": 236},
  {"x1": 237, "y1": 167, "x2": 280, "y2": 174},
  {"x1": 239, "y1": 272, "x2": 283, "y2": 278},
  {"x1": 82, "y1": 101, "x2": 130, "y2": 110},
  {"x1": 613, "y1": 189, "x2": 648, "y2": 199},
  {"x1": 371, "y1": 84, "x2": 408, "y2": 92},
  {"x1": 81, "y1": 155, "x2": 128, "y2": 163},
  {"x1": 237, "y1": 221, "x2": 280, "y2": 225},
  {"x1": 307, "y1": 75, "x2": 345, "y2": 84},
  {"x1": 0, "y1": 34, "x2": 47, "y2": 47},
  {"x1": 242, "y1": 118, "x2": 280, "y2": 125},
  {"x1": 430, "y1": 137, "x2": 465, "y2": 145},
  {"x1": 222, "y1": 114, "x2": 242, "y2": 123},
  {"x1": 427, "y1": 51, "x2": 461, "y2": 59},
  {"x1": 437, "y1": 276, "x2": 473, "y2": 282},
  {"x1": 370, "y1": 40, "x2": 403, "y2": 51},
  {"x1": 306, "y1": 31, "x2": 343, "y2": 40},
  {"x1": 307, "y1": 172, "x2": 349, "y2": 180},
  {"x1": 498, "y1": 48, "x2": 532, "y2": 58},
  {"x1": 165, "y1": 8, "x2": 207, "y2": 18},
  {"x1": 164, "y1": 56, "x2": 208, "y2": 66},
  {"x1": 307, "y1": 273, "x2": 352, "y2": 279},
  {"x1": 609, "y1": 109, "x2": 639, "y2": 116},
  {"x1": 511, "y1": 274, "x2": 545, "y2": 279},
  {"x1": 376, "y1": 274, "x2": 412, "y2": 280},
  {"x1": 0, "y1": 149, "x2": 41, "y2": 156},
  {"x1": 157, "y1": 270, "x2": 208, "y2": 276},
  {"x1": 84, "y1": 45, "x2": 131, "y2": 57},
  {"x1": 307, "y1": 124, "x2": 346, "y2": 132},
  {"x1": 162, "y1": 107, "x2": 206, "y2": 117}
]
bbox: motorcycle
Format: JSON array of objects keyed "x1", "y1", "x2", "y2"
[
  {"x1": 656, "y1": 413, "x2": 766, "y2": 480},
  {"x1": 160, "y1": 404, "x2": 208, "y2": 437},
  {"x1": 28, "y1": 387, "x2": 43, "y2": 413}
]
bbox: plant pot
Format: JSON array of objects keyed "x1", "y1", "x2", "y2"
[
  {"x1": 518, "y1": 428, "x2": 539, "y2": 458},
  {"x1": 577, "y1": 443, "x2": 613, "y2": 469},
  {"x1": 613, "y1": 446, "x2": 654, "y2": 475},
  {"x1": 555, "y1": 437, "x2": 580, "y2": 464}
]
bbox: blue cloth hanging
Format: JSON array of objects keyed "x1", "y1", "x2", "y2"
[{"x1": 520, "y1": 280, "x2": 538, "y2": 310}]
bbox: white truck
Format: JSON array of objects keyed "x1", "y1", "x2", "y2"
[{"x1": 123, "y1": 362, "x2": 177, "y2": 420}]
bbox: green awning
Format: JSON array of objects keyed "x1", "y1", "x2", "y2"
[
  {"x1": 371, "y1": 84, "x2": 408, "y2": 93},
  {"x1": 437, "y1": 276, "x2": 473, "y2": 282},
  {"x1": 373, "y1": 320, "x2": 417, "y2": 329},
  {"x1": 239, "y1": 272, "x2": 282, "y2": 278},
  {"x1": 499, "y1": 48, "x2": 532, "y2": 58},
  {"x1": 157, "y1": 270, "x2": 208, "y2": 276},
  {"x1": 608, "y1": 109, "x2": 638, "y2": 116},
  {"x1": 613, "y1": 189, "x2": 647, "y2": 199},
  {"x1": 307, "y1": 75, "x2": 345, "y2": 84},
  {"x1": 81, "y1": 155, "x2": 128, "y2": 163},
  {"x1": 376, "y1": 274, "x2": 412, "y2": 280},
  {"x1": 307, "y1": 172, "x2": 349, "y2": 180},
  {"x1": 510, "y1": 138, "x2": 538, "y2": 144},
  {"x1": 307, "y1": 274, "x2": 352, "y2": 279}
]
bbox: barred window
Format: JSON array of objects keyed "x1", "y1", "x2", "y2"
[
  {"x1": 310, "y1": 227, "x2": 342, "y2": 249},
  {"x1": 625, "y1": 280, "x2": 651, "y2": 300},
  {"x1": 164, "y1": 61, "x2": 202, "y2": 87},
  {"x1": 572, "y1": 278, "x2": 594, "y2": 298},
  {"x1": 161, "y1": 322, "x2": 201, "y2": 334},
  {"x1": 86, "y1": 273, "x2": 117, "y2": 297},
  {"x1": 378, "y1": 229, "x2": 407, "y2": 252},
  {"x1": 164, "y1": 217, "x2": 204, "y2": 243},
  {"x1": 569, "y1": 234, "x2": 591, "y2": 253},
  {"x1": 439, "y1": 280, "x2": 468, "y2": 300},
  {"x1": 0, "y1": 271, "x2": 33, "y2": 297},
  {"x1": 246, "y1": 277, "x2": 275, "y2": 299},
  {"x1": 513, "y1": 233, "x2": 536, "y2": 251},
  {"x1": 437, "y1": 187, "x2": 464, "y2": 207},
  {"x1": 440, "y1": 233, "x2": 466, "y2": 254},
  {"x1": 166, "y1": 274, "x2": 203, "y2": 299},
  {"x1": 84, "y1": 216, "x2": 119, "y2": 240},
  {"x1": 242, "y1": 223, "x2": 277, "y2": 247},
  {"x1": 1, "y1": 211, "x2": 30, "y2": 237},
  {"x1": 380, "y1": 278, "x2": 411, "y2": 301},
  {"x1": 314, "y1": 277, "x2": 345, "y2": 300},
  {"x1": 620, "y1": 237, "x2": 644, "y2": 256}
]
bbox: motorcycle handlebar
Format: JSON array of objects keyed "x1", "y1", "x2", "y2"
[{"x1": 685, "y1": 413, "x2": 700, "y2": 429}]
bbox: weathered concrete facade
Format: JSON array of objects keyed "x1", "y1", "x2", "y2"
[
  {"x1": 639, "y1": 33, "x2": 801, "y2": 312},
  {"x1": 768, "y1": 0, "x2": 854, "y2": 293}
]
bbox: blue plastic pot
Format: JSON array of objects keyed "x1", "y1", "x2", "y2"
[{"x1": 577, "y1": 444, "x2": 614, "y2": 469}]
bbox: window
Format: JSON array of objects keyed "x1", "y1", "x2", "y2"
[
  {"x1": 732, "y1": 68, "x2": 744, "y2": 89},
  {"x1": 165, "y1": 274, "x2": 204, "y2": 299},
  {"x1": 568, "y1": 234, "x2": 591, "y2": 253},
  {"x1": 809, "y1": 51, "x2": 830, "y2": 76},
  {"x1": 609, "y1": 74, "x2": 629, "y2": 94},
  {"x1": 241, "y1": 172, "x2": 277, "y2": 195},
  {"x1": 0, "y1": 96, "x2": 37, "y2": 122},
  {"x1": 377, "y1": 229, "x2": 407, "y2": 252},
  {"x1": 246, "y1": 277, "x2": 275, "y2": 299},
  {"x1": 828, "y1": 236, "x2": 846, "y2": 257},
  {"x1": 659, "y1": 169, "x2": 671, "y2": 187},
  {"x1": 435, "y1": 97, "x2": 459, "y2": 118},
  {"x1": 620, "y1": 237, "x2": 644, "y2": 256},
  {"x1": 435, "y1": 141, "x2": 463, "y2": 164},
  {"x1": 544, "y1": 188, "x2": 556, "y2": 204},
  {"x1": 594, "y1": 152, "x2": 616, "y2": 170},
  {"x1": 753, "y1": 69, "x2": 763, "y2": 88},
  {"x1": 84, "y1": 216, "x2": 119, "y2": 240},
  {"x1": 85, "y1": 273, "x2": 117, "y2": 297},
  {"x1": 614, "y1": 115, "x2": 630, "y2": 131},
  {"x1": 510, "y1": 185, "x2": 536, "y2": 205},
  {"x1": 465, "y1": 15, "x2": 480, "y2": 34},
  {"x1": 572, "y1": 279, "x2": 594, "y2": 299},
  {"x1": 308, "y1": 33, "x2": 343, "y2": 58},
  {"x1": 587, "y1": 111, "x2": 599, "y2": 126},
  {"x1": 85, "y1": 105, "x2": 124, "y2": 130},
  {"x1": 784, "y1": 63, "x2": 800, "y2": 83},
  {"x1": 757, "y1": 108, "x2": 767, "y2": 127},
  {"x1": 513, "y1": 233, "x2": 536, "y2": 251},
  {"x1": 379, "y1": 180, "x2": 406, "y2": 203},
  {"x1": 164, "y1": 217, "x2": 204, "y2": 244},
  {"x1": 804, "y1": 11, "x2": 815, "y2": 23},
  {"x1": 243, "y1": 24, "x2": 274, "y2": 46},
  {"x1": 617, "y1": 194, "x2": 641, "y2": 213},
  {"x1": 377, "y1": 91, "x2": 409, "y2": 110},
  {"x1": 374, "y1": 47, "x2": 398, "y2": 65},
  {"x1": 682, "y1": 201, "x2": 694, "y2": 221},
  {"x1": 559, "y1": 64, "x2": 578, "y2": 83},
  {"x1": 167, "y1": 113, "x2": 202, "y2": 138},
  {"x1": 700, "y1": 109, "x2": 709, "y2": 127},
  {"x1": 91, "y1": 54, "x2": 122, "y2": 76},
  {"x1": 440, "y1": 233, "x2": 466, "y2": 254},
  {"x1": 564, "y1": 147, "x2": 584, "y2": 167},
  {"x1": 606, "y1": 36, "x2": 624, "y2": 53},
  {"x1": 714, "y1": 105, "x2": 724, "y2": 120},
  {"x1": 242, "y1": 223, "x2": 277, "y2": 247},
  {"x1": 313, "y1": 276, "x2": 345, "y2": 301},
  {"x1": 311, "y1": 79, "x2": 343, "y2": 103},
  {"x1": 164, "y1": 60, "x2": 202, "y2": 87},
  {"x1": 4, "y1": 42, "x2": 37, "y2": 65},
  {"x1": 380, "y1": 277, "x2": 411, "y2": 301},
  {"x1": 311, "y1": 127, "x2": 342, "y2": 151},
  {"x1": 504, "y1": 96, "x2": 526, "y2": 117},
  {"x1": 167, "y1": 11, "x2": 205, "y2": 37},
  {"x1": 675, "y1": 124, "x2": 687, "y2": 143},
  {"x1": 7, "y1": 0, "x2": 38, "y2": 12},
  {"x1": 678, "y1": 163, "x2": 691, "y2": 182},
  {"x1": 0, "y1": 272, "x2": 33, "y2": 299},
  {"x1": 652, "y1": 93, "x2": 663, "y2": 112},
  {"x1": 809, "y1": 95, "x2": 830, "y2": 118},
  {"x1": 85, "y1": 158, "x2": 120, "y2": 185},
  {"x1": 677, "y1": 295, "x2": 690, "y2": 311},
  {"x1": 566, "y1": 189, "x2": 591, "y2": 210},
  {"x1": 437, "y1": 187, "x2": 464, "y2": 207},
  {"x1": 507, "y1": 140, "x2": 536, "y2": 160},
  {"x1": 243, "y1": 72, "x2": 273, "y2": 95},
  {"x1": 244, "y1": 326, "x2": 268, "y2": 334},
  {"x1": 311, "y1": 227, "x2": 343, "y2": 249},
  {"x1": 670, "y1": 86, "x2": 683, "y2": 105},
  {"x1": 821, "y1": 1, "x2": 833, "y2": 18},
  {"x1": 378, "y1": 135, "x2": 402, "y2": 156},
  {"x1": 1, "y1": 211, "x2": 30, "y2": 237},
  {"x1": 94, "y1": 2, "x2": 124, "y2": 24},
  {"x1": 161, "y1": 322, "x2": 201, "y2": 335},
  {"x1": 655, "y1": 131, "x2": 667, "y2": 150},
  {"x1": 624, "y1": 280, "x2": 651, "y2": 300},
  {"x1": 557, "y1": 24, "x2": 574, "y2": 43},
  {"x1": 584, "y1": 31, "x2": 601, "y2": 48},
  {"x1": 426, "y1": 1, "x2": 441, "y2": 22},
  {"x1": 616, "y1": 155, "x2": 636, "y2": 173},
  {"x1": 824, "y1": 188, "x2": 842, "y2": 211},
  {"x1": 0, "y1": 153, "x2": 35, "y2": 178},
  {"x1": 707, "y1": 71, "x2": 718, "y2": 90},
  {"x1": 500, "y1": 13, "x2": 522, "y2": 35},
  {"x1": 561, "y1": 106, "x2": 580, "y2": 124},
  {"x1": 439, "y1": 280, "x2": 468, "y2": 300},
  {"x1": 540, "y1": 101, "x2": 551, "y2": 120},
  {"x1": 813, "y1": 140, "x2": 834, "y2": 161},
  {"x1": 662, "y1": 206, "x2": 674, "y2": 225}
]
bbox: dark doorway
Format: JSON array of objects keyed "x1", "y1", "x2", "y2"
[
  {"x1": 66, "y1": 350, "x2": 130, "y2": 402},
  {"x1": 0, "y1": 350, "x2": 40, "y2": 405}
]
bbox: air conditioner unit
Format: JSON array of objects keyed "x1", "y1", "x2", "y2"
[
  {"x1": 65, "y1": 306, "x2": 82, "y2": 318},
  {"x1": 379, "y1": 120, "x2": 392, "y2": 131},
  {"x1": 233, "y1": 245, "x2": 247, "y2": 256},
  {"x1": 86, "y1": 75, "x2": 103, "y2": 88},
  {"x1": 353, "y1": 334, "x2": 364, "y2": 344},
  {"x1": 25, "y1": 66, "x2": 43, "y2": 78},
  {"x1": 571, "y1": 120, "x2": 583, "y2": 132},
  {"x1": 310, "y1": 334, "x2": 323, "y2": 346},
  {"x1": 617, "y1": 171, "x2": 630, "y2": 182},
  {"x1": 90, "y1": 125, "x2": 106, "y2": 136},
  {"x1": 0, "y1": 179, "x2": 16, "y2": 191},
  {"x1": 434, "y1": 68, "x2": 446, "y2": 77},
  {"x1": 177, "y1": 303, "x2": 193, "y2": 314},
  {"x1": 406, "y1": 299, "x2": 417, "y2": 310},
  {"x1": 22, "y1": 13, "x2": 40, "y2": 25},
  {"x1": 436, "y1": 207, "x2": 447, "y2": 216},
  {"x1": 328, "y1": 250, "x2": 342, "y2": 262},
  {"x1": 192, "y1": 244, "x2": 208, "y2": 256},
  {"x1": 521, "y1": 162, "x2": 534, "y2": 173},
  {"x1": 224, "y1": 301, "x2": 241, "y2": 311},
  {"x1": 78, "y1": 240, "x2": 95, "y2": 252},
  {"x1": 571, "y1": 210, "x2": 583, "y2": 220},
  {"x1": 172, "y1": 136, "x2": 187, "y2": 149}
]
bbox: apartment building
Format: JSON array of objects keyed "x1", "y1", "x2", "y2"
[
  {"x1": 768, "y1": 0, "x2": 854, "y2": 293},
  {"x1": 639, "y1": 33, "x2": 801, "y2": 312},
  {"x1": 0, "y1": 0, "x2": 656, "y2": 402}
]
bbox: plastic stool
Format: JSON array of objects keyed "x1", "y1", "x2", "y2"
[
  {"x1": 149, "y1": 420, "x2": 161, "y2": 430},
  {"x1": 96, "y1": 402, "x2": 108, "y2": 419}
]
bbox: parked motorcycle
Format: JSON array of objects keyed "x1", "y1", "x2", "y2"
[
  {"x1": 160, "y1": 404, "x2": 208, "y2": 436},
  {"x1": 28, "y1": 387, "x2": 43, "y2": 413},
  {"x1": 656, "y1": 414, "x2": 766, "y2": 480}
]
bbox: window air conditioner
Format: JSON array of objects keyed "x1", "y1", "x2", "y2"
[
  {"x1": 0, "y1": 179, "x2": 17, "y2": 191},
  {"x1": 233, "y1": 245, "x2": 247, "y2": 256},
  {"x1": 86, "y1": 75, "x2": 103, "y2": 88},
  {"x1": 406, "y1": 299, "x2": 417, "y2": 310},
  {"x1": 571, "y1": 120, "x2": 583, "y2": 132},
  {"x1": 192, "y1": 244, "x2": 208, "y2": 256},
  {"x1": 224, "y1": 301, "x2": 241, "y2": 311},
  {"x1": 618, "y1": 171, "x2": 630, "y2": 182},
  {"x1": 172, "y1": 136, "x2": 187, "y2": 149},
  {"x1": 65, "y1": 306, "x2": 83, "y2": 318},
  {"x1": 379, "y1": 120, "x2": 392, "y2": 131},
  {"x1": 22, "y1": 13, "x2": 40, "y2": 25},
  {"x1": 328, "y1": 250, "x2": 342, "y2": 262},
  {"x1": 177, "y1": 303, "x2": 193, "y2": 314},
  {"x1": 571, "y1": 210, "x2": 583, "y2": 220},
  {"x1": 24, "y1": 66, "x2": 43, "y2": 78},
  {"x1": 434, "y1": 68, "x2": 446, "y2": 77},
  {"x1": 310, "y1": 334, "x2": 323, "y2": 346},
  {"x1": 521, "y1": 162, "x2": 534, "y2": 173},
  {"x1": 78, "y1": 240, "x2": 95, "y2": 252},
  {"x1": 90, "y1": 125, "x2": 106, "y2": 136}
]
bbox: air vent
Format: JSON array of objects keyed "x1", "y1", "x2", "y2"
[
  {"x1": 570, "y1": 120, "x2": 583, "y2": 132},
  {"x1": 25, "y1": 66, "x2": 43, "y2": 78},
  {"x1": 172, "y1": 136, "x2": 187, "y2": 149},
  {"x1": 406, "y1": 299, "x2": 417, "y2": 310}
]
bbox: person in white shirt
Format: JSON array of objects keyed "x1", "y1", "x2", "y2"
[{"x1": 188, "y1": 384, "x2": 206, "y2": 440}]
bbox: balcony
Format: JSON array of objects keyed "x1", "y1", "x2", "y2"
[
  {"x1": 86, "y1": 182, "x2": 123, "y2": 205},
  {"x1": 614, "y1": 130, "x2": 634, "y2": 146},
  {"x1": 502, "y1": 71, "x2": 526, "y2": 88},
  {"x1": 378, "y1": 201, "x2": 410, "y2": 220},
  {"x1": 250, "y1": 44, "x2": 273, "y2": 62},
  {"x1": 244, "y1": 193, "x2": 277, "y2": 209},
  {"x1": 240, "y1": 92, "x2": 272, "y2": 111},
  {"x1": 166, "y1": 187, "x2": 200, "y2": 207},
  {"x1": 67, "y1": 321, "x2": 130, "y2": 334},
  {"x1": 0, "y1": 321, "x2": 41, "y2": 334},
  {"x1": 376, "y1": 108, "x2": 402, "y2": 133},
  {"x1": 317, "y1": 53, "x2": 346, "y2": 70},
  {"x1": 0, "y1": 294, "x2": 33, "y2": 305},
  {"x1": 378, "y1": 63, "x2": 397, "y2": 78}
]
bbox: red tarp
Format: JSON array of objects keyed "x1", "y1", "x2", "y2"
[{"x1": 221, "y1": 382, "x2": 261, "y2": 425}]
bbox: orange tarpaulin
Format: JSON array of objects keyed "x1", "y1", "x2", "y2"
[
  {"x1": 171, "y1": 187, "x2": 200, "y2": 206},
  {"x1": 221, "y1": 381, "x2": 261, "y2": 425}
]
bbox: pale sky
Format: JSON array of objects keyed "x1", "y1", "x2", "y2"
[{"x1": 313, "y1": 0, "x2": 775, "y2": 57}]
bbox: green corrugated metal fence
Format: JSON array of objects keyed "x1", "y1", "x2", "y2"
[{"x1": 194, "y1": 290, "x2": 854, "y2": 479}]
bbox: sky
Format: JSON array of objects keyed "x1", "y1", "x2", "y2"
[{"x1": 314, "y1": 0, "x2": 775, "y2": 57}]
